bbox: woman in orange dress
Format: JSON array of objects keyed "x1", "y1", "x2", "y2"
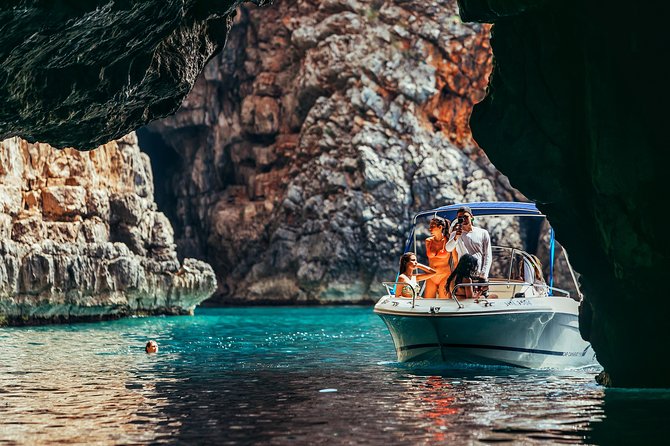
[{"x1": 424, "y1": 217, "x2": 458, "y2": 298}]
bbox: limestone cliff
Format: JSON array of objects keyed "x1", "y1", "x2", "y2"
[
  {"x1": 139, "y1": 0, "x2": 571, "y2": 304},
  {"x1": 0, "y1": 134, "x2": 216, "y2": 325}
]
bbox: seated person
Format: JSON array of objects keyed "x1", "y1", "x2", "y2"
[
  {"x1": 510, "y1": 255, "x2": 533, "y2": 282},
  {"x1": 424, "y1": 217, "x2": 458, "y2": 299},
  {"x1": 445, "y1": 255, "x2": 498, "y2": 299},
  {"x1": 397, "y1": 252, "x2": 436, "y2": 298},
  {"x1": 472, "y1": 274, "x2": 492, "y2": 298},
  {"x1": 510, "y1": 254, "x2": 549, "y2": 297},
  {"x1": 446, "y1": 254, "x2": 483, "y2": 299}
]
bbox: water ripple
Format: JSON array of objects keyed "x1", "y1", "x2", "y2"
[{"x1": 0, "y1": 307, "x2": 666, "y2": 444}]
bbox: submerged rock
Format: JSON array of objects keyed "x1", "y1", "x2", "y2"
[{"x1": 0, "y1": 134, "x2": 216, "y2": 325}]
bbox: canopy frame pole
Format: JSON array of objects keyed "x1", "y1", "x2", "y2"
[
  {"x1": 548, "y1": 227, "x2": 555, "y2": 295},
  {"x1": 561, "y1": 246, "x2": 583, "y2": 301}
]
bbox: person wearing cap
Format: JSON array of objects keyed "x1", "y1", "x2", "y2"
[{"x1": 445, "y1": 206, "x2": 492, "y2": 279}]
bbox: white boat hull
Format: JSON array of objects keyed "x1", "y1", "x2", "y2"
[{"x1": 374, "y1": 296, "x2": 598, "y2": 369}]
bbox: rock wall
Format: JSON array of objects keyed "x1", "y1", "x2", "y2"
[
  {"x1": 458, "y1": 0, "x2": 670, "y2": 387},
  {"x1": 139, "y1": 0, "x2": 569, "y2": 304},
  {"x1": 0, "y1": 134, "x2": 216, "y2": 325}
]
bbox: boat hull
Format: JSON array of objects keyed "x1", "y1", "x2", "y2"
[{"x1": 374, "y1": 296, "x2": 598, "y2": 369}]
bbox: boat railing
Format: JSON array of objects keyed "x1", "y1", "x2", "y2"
[
  {"x1": 382, "y1": 281, "x2": 420, "y2": 308},
  {"x1": 491, "y1": 245, "x2": 540, "y2": 282},
  {"x1": 450, "y1": 281, "x2": 571, "y2": 301},
  {"x1": 382, "y1": 280, "x2": 572, "y2": 309},
  {"x1": 539, "y1": 284, "x2": 572, "y2": 298}
]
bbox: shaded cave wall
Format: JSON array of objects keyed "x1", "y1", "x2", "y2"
[
  {"x1": 0, "y1": 0, "x2": 256, "y2": 150},
  {"x1": 136, "y1": 129, "x2": 186, "y2": 257},
  {"x1": 459, "y1": 0, "x2": 670, "y2": 386}
]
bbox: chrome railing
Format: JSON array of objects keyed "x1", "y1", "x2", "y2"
[
  {"x1": 450, "y1": 281, "x2": 570, "y2": 299},
  {"x1": 381, "y1": 280, "x2": 571, "y2": 310}
]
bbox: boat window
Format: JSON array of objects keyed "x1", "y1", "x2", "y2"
[{"x1": 489, "y1": 247, "x2": 513, "y2": 279}]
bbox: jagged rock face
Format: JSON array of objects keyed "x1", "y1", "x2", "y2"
[
  {"x1": 0, "y1": 134, "x2": 216, "y2": 325},
  {"x1": 139, "y1": 0, "x2": 561, "y2": 304},
  {"x1": 0, "y1": 0, "x2": 262, "y2": 150},
  {"x1": 458, "y1": 1, "x2": 670, "y2": 387}
]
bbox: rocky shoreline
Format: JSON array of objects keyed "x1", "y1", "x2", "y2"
[{"x1": 0, "y1": 134, "x2": 216, "y2": 326}]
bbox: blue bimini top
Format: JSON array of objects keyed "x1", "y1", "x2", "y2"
[
  {"x1": 413, "y1": 201, "x2": 543, "y2": 223},
  {"x1": 404, "y1": 201, "x2": 545, "y2": 253}
]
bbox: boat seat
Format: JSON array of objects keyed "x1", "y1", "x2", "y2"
[
  {"x1": 421, "y1": 280, "x2": 534, "y2": 300},
  {"x1": 484, "y1": 279, "x2": 534, "y2": 299}
]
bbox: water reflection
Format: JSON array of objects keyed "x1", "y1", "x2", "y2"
[
  {"x1": 387, "y1": 366, "x2": 606, "y2": 444},
  {"x1": 0, "y1": 308, "x2": 668, "y2": 445},
  {"x1": 419, "y1": 377, "x2": 459, "y2": 441},
  {"x1": 0, "y1": 327, "x2": 181, "y2": 444}
]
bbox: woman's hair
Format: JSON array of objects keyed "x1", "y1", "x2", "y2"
[
  {"x1": 446, "y1": 254, "x2": 479, "y2": 291},
  {"x1": 429, "y1": 217, "x2": 450, "y2": 238},
  {"x1": 398, "y1": 252, "x2": 416, "y2": 276},
  {"x1": 530, "y1": 254, "x2": 544, "y2": 282}
]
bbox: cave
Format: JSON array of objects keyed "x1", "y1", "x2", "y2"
[
  {"x1": 136, "y1": 127, "x2": 182, "y2": 249},
  {"x1": 0, "y1": 0, "x2": 667, "y2": 387},
  {"x1": 0, "y1": 0, "x2": 244, "y2": 149}
]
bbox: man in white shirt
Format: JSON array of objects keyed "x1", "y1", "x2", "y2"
[{"x1": 446, "y1": 206, "x2": 492, "y2": 278}]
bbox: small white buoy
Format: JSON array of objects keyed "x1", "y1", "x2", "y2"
[{"x1": 319, "y1": 388, "x2": 338, "y2": 393}]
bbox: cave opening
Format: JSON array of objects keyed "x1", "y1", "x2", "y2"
[{"x1": 136, "y1": 127, "x2": 181, "y2": 241}]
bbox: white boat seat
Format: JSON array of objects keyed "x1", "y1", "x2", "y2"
[{"x1": 478, "y1": 279, "x2": 535, "y2": 299}]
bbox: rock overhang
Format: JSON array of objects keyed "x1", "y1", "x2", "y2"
[{"x1": 0, "y1": 0, "x2": 271, "y2": 150}]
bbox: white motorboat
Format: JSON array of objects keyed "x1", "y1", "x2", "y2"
[{"x1": 374, "y1": 202, "x2": 599, "y2": 369}]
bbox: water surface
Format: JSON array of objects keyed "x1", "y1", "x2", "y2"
[{"x1": 1, "y1": 307, "x2": 668, "y2": 444}]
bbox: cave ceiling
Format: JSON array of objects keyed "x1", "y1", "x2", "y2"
[{"x1": 0, "y1": 0, "x2": 270, "y2": 150}]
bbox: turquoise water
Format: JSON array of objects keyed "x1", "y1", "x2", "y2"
[{"x1": 1, "y1": 307, "x2": 669, "y2": 445}]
